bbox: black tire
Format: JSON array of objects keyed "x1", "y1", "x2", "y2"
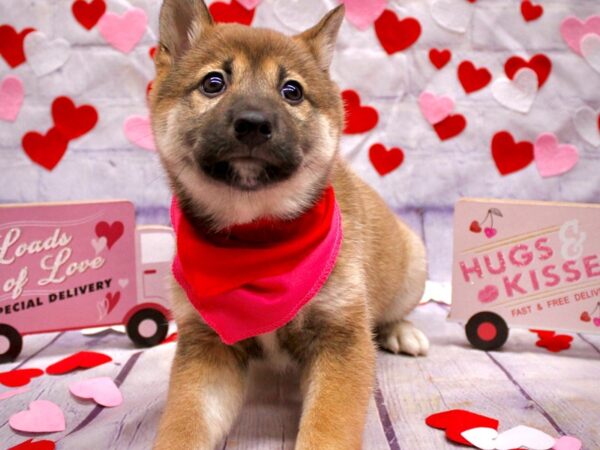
[
  {"x1": 126, "y1": 309, "x2": 168, "y2": 347},
  {"x1": 0, "y1": 324, "x2": 23, "y2": 363},
  {"x1": 465, "y1": 311, "x2": 509, "y2": 350}
]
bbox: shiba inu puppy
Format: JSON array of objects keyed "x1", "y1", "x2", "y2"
[{"x1": 150, "y1": 1, "x2": 429, "y2": 448}]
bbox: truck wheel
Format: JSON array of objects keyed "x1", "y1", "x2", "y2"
[
  {"x1": 465, "y1": 311, "x2": 509, "y2": 351},
  {"x1": 0, "y1": 324, "x2": 23, "y2": 363},
  {"x1": 126, "y1": 309, "x2": 169, "y2": 347}
]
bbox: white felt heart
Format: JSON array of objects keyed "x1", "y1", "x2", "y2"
[
  {"x1": 573, "y1": 106, "x2": 600, "y2": 147},
  {"x1": 272, "y1": 0, "x2": 330, "y2": 31},
  {"x1": 494, "y1": 425, "x2": 556, "y2": 450},
  {"x1": 418, "y1": 91, "x2": 454, "y2": 125},
  {"x1": 534, "y1": 132, "x2": 579, "y2": 178},
  {"x1": 70, "y1": 377, "x2": 123, "y2": 407},
  {"x1": 461, "y1": 427, "x2": 498, "y2": 450},
  {"x1": 581, "y1": 33, "x2": 600, "y2": 74},
  {"x1": 237, "y1": 0, "x2": 261, "y2": 10},
  {"x1": 91, "y1": 236, "x2": 107, "y2": 254},
  {"x1": 491, "y1": 68, "x2": 538, "y2": 113},
  {"x1": 9, "y1": 400, "x2": 66, "y2": 433},
  {"x1": 24, "y1": 31, "x2": 71, "y2": 77},
  {"x1": 430, "y1": 0, "x2": 473, "y2": 33},
  {"x1": 81, "y1": 325, "x2": 126, "y2": 336}
]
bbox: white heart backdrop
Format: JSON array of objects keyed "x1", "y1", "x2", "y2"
[
  {"x1": 24, "y1": 31, "x2": 71, "y2": 77},
  {"x1": 491, "y1": 68, "x2": 538, "y2": 113},
  {"x1": 573, "y1": 106, "x2": 600, "y2": 146},
  {"x1": 581, "y1": 34, "x2": 600, "y2": 73},
  {"x1": 430, "y1": 0, "x2": 473, "y2": 33}
]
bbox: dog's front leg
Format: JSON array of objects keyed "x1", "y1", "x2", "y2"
[
  {"x1": 153, "y1": 335, "x2": 248, "y2": 450},
  {"x1": 295, "y1": 323, "x2": 376, "y2": 450}
]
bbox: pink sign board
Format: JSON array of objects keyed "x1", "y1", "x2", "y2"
[{"x1": 450, "y1": 198, "x2": 600, "y2": 349}]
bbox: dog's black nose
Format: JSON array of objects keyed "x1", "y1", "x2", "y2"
[{"x1": 233, "y1": 111, "x2": 273, "y2": 146}]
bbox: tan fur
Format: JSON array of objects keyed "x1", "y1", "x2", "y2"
[{"x1": 151, "y1": 2, "x2": 428, "y2": 449}]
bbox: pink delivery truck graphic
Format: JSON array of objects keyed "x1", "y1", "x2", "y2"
[
  {"x1": 450, "y1": 198, "x2": 600, "y2": 350},
  {"x1": 0, "y1": 200, "x2": 174, "y2": 362}
]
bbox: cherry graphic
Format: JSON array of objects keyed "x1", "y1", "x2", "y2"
[
  {"x1": 469, "y1": 207, "x2": 502, "y2": 238},
  {"x1": 583, "y1": 302, "x2": 600, "y2": 326}
]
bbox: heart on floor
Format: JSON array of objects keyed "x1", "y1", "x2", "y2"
[
  {"x1": 340, "y1": 0, "x2": 386, "y2": 31},
  {"x1": 491, "y1": 131, "x2": 534, "y2": 176},
  {"x1": 504, "y1": 54, "x2": 552, "y2": 88},
  {"x1": 0, "y1": 386, "x2": 30, "y2": 401},
  {"x1": 124, "y1": 115, "x2": 156, "y2": 150},
  {"x1": 9, "y1": 400, "x2": 66, "y2": 433},
  {"x1": 72, "y1": 0, "x2": 107, "y2": 30},
  {"x1": 342, "y1": 90, "x2": 378, "y2": 134},
  {"x1": 369, "y1": 143, "x2": 404, "y2": 176},
  {"x1": 462, "y1": 425, "x2": 556, "y2": 450},
  {"x1": 24, "y1": 31, "x2": 71, "y2": 77},
  {"x1": 553, "y1": 435, "x2": 582, "y2": 450},
  {"x1": 534, "y1": 132, "x2": 579, "y2": 178},
  {"x1": 560, "y1": 15, "x2": 600, "y2": 55},
  {"x1": 22, "y1": 128, "x2": 70, "y2": 171},
  {"x1": 491, "y1": 68, "x2": 538, "y2": 113},
  {"x1": 430, "y1": 0, "x2": 473, "y2": 33},
  {"x1": 521, "y1": 1, "x2": 543, "y2": 22},
  {"x1": 95, "y1": 221, "x2": 124, "y2": 249},
  {"x1": 69, "y1": 377, "x2": 123, "y2": 407},
  {"x1": 0, "y1": 75, "x2": 24, "y2": 122},
  {"x1": 530, "y1": 330, "x2": 573, "y2": 353},
  {"x1": 573, "y1": 106, "x2": 600, "y2": 146},
  {"x1": 81, "y1": 325, "x2": 126, "y2": 336},
  {"x1": 425, "y1": 409, "x2": 500, "y2": 446},
  {"x1": 51, "y1": 96, "x2": 98, "y2": 140},
  {"x1": 0, "y1": 368, "x2": 43, "y2": 388},
  {"x1": 433, "y1": 114, "x2": 466, "y2": 141},
  {"x1": 98, "y1": 8, "x2": 147, "y2": 53},
  {"x1": 0, "y1": 25, "x2": 35, "y2": 68},
  {"x1": 374, "y1": 10, "x2": 421, "y2": 55},
  {"x1": 581, "y1": 33, "x2": 600, "y2": 73},
  {"x1": 429, "y1": 48, "x2": 451, "y2": 69},
  {"x1": 8, "y1": 439, "x2": 56, "y2": 450},
  {"x1": 458, "y1": 61, "x2": 492, "y2": 94},
  {"x1": 418, "y1": 91, "x2": 454, "y2": 125},
  {"x1": 211, "y1": 0, "x2": 256, "y2": 26},
  {"x1": 46, "y1": 351, "x2": 112, "y2": 375}
]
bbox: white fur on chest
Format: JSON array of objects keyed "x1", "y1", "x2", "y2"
[{"x1": 255, "y1": 332, "x2": 294, "y2": 371}]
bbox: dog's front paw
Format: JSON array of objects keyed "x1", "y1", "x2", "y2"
[{"x1": 378, "y1": 320, "x2": 429, "y2": 356}]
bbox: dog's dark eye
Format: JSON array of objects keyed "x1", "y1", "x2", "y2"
[
  {"x1": 281, "y1": 80, "x2": 303, "y2": 104},
  {"x1": 200, "y1": 72, "x2": 226, "y2": 97}
]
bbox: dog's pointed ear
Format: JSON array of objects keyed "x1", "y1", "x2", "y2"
[
  {"x1": 158, "y1": 0, "x2": 213, "y2": 62},
  {"x1": 295, "y1": 5, "x2": 345, "y2": 71}
]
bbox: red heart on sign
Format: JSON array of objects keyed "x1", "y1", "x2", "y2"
[
  {"x1": 369, "y1": 143, "x2": 404, "y2": 176},
  {"x1": 0, "y1": 368, "x2": 44, "y2": 388},
  {"x1": 580, "y1": 311, "x2": 591, "y2": 322},
  {"x1": 342, "y1": 90, "x2": 378, "y2": 134},
  {"x1": 491, "y1": 131, "x2": 534, "y2": 175},
  {"x1": 521, "y1": 0, "x2": 543, "y2": 22},
  {"x1": 530, "y1": 329, "x2": 573, "y2": 353},
  {"x1": 8, "y1": 439, "x2": 56, "y2": 450},
  {"x1": 46, "y1": 351, "x2": 112, "y2": 375},
  {"x1": 95, "y1": 221, "x2": 124, "y2": 249},
  {"x1": 429, "y1": 48, "x2": 451, "y2": 69},
  {"x1": 374, "y1": 10, "x2": 421, "y2": 55},
  {"x1": 433, "y1": 114, "x2": 466, "y2": 141},
  {"x1": 72, "y1": 0, "x2": 107, "y2": 30},
  {"x1": 106, "y1": 291, "x2": 121, "y2": 314},
  {"x1": 51, "y1": 96, "x2": 98, "y2": 140},
  {"x1": 22, "y1": 128, "x2": 69, "y2": 171},
  {"x1": 426, "y1": 409, "x2": 499, "y2": 446},
  {"x1": 458, "y1": 61, "x2": 492, "y2": 94},
  {"x1": 0, "y1": 25, "x2": 35, "y2": 68},
  {"x1": 209, "y1": 0, "x2": 255, "y2": 25},
  {"x1": 505, "y1": 54, "x2": 552, "y2": 87},
  {"x1": 469, "y1": 221, "x2": 482, "y2": 233}
]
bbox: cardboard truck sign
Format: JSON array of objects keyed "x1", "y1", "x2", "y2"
[
  {"x1": 451, "y1": 198, "x2": 600, "y2": 350},
  {"x1": 0, "y1": 200, "x2": 174, "y2": 362}
]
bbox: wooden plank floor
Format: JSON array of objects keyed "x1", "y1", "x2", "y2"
[{"x1": 1, "y1": 302, "x2": 599, "y2": 449}]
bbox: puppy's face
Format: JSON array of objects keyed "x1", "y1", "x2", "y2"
[{"x1": 151, "y1": 0, "x2": 345, "y2": 227}]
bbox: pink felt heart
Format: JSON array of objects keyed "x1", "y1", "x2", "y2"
[
  {"x1": 9, "y1": 400, "x2": 66, "y2": 433},
  {"x1": 69, "y1": 377, "x2": 122, "y2": 407},
  {"x1": 418, "y1": 91, "x2": 454, "y2": 125},
  {"x1": 124, "y1": 115, "x2": 156, "y2": 151},
  {"x1": 0, "y1": 75, "x2": 24, "y2": 122},
  {"x1": 553, "y1": 435, "x2": 582, "y2": 450},
  {"x1": 534, "y1": 133, "x2": 579, "y2": 178},
  {"x1": 0, "y1": 386, "x2": 29, "y2": 401},
  {"x1": 237, "y1": 0, "x2": 261, "y2": 10},
  {"x1": 340, "y1": 0, "x2": 386, "y2": 31},
  {"x1": 560, "y1": 15, "x2": 600, "y2": 55},
  {"x1": 97, "y1": 8, "x2": 147, "y2": 53}
]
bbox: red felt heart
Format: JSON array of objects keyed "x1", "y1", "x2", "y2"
[
  {"x1": 470, "y1": 221, "x2": 482, "y2": 233},
  {"x1": 491, "y1": 131, "x2": 534, "y2": 176},
  {"x1": 369, "y1": 143, "x2": 404, "y2": 176},
  {"x1": 426, "y1": 409, "x2": 499, "y2": 446},
  {"x1": 8, "y1": 439, "x2": 56, "y2": 450},
  {"x1": 374, "y1": 10, "x2": 421, "y2": 55},
  {"x1": 429, "y1": 48, "x2": 451, "y2": 69},
  {"x1": 530, "y1": 330, "x2": 573, "y2": 353},
  {"x1": 161, "y1": 332, "x2": 178, "y2": 344},
  {"x1": 46, "y1": 351, "x2": 112, "y2": 375},
  {"x1": 22, "y1": 128, "x2": 69, "y2": 171},
  {"x1": 146, "y1": 80, "x2": 153, "y2": 98},
  {"x1": 433, "y1": 114, "x2": 466, "y2": 141},
  {"x1": 106, "y1": 291, "x2": 121, "y2": 314},
  {"x1": 458, "y1": 61, "x2": 492, "y2": 94},
  {"x1": 51, "y1": 96, "x2": 98, "y2": 140},
  {"x1": 521, "y1": 0, "x2": 543, "y2": 22},
  {"x1": 505, "y1": 54, "x2": 552, "y2": 88},
  {"x1": 209, "y1": 0, "x2": 255, "y2": 26},
  {"x1": 95, "y1": 221, "x2": 124, "y2": 249},
  {"x1": 0, "y1": 368, "x2": 44, "y2": 388},
  {"x1": 342, "y1": 90, "x2": 378, "y2": 134},
  {"x1": 580, "y1": 311, "x2": 591, "y2": 322},
  {"x1": 0, "y1": 25, "x2": 35, "y2": 68},
  {"x1": 149, "y1": 46, "x2": 156, "y2": 59},
  {"x1": 72, "y1": 0, "x2": 106, "y2": 30}
]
